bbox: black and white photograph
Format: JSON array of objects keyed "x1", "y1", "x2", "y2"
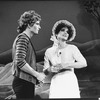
[{"x1": 0, "y1": 0, "x2": 100, "y2": 99}]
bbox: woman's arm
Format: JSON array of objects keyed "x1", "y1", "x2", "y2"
[
  {"x1": 62, "y1": 45, "x2": 87, "y2": 69},
  {"x1": 43, "y1": 50, "x2": 51, "y2": 75},
  {"x1": 43, "y1": 50, "x2": 60, "y2": 74}
]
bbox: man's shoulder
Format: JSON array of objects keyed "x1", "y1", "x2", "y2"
[
  {"x1": 16, "y1": 33, "x2": 29, "y2": 42},
  {"x1": 17, "y1": 33, "x2": 27, "y2": 38}
]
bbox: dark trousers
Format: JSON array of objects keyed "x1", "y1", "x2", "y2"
[{"x1": 12, "y1": 76, "x2": 35, "y2": 99}]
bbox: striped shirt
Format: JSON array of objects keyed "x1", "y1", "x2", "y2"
[{"x1": 14, "y1": 33, "x2": 30, "y2": 68}]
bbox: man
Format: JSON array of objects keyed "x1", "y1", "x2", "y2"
[{"x1": 12, "y1": 10, "x2": 46, "y2": 99}]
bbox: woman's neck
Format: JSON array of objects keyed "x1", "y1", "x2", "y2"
[{"x1": 58, "y1": 41, "x2": 67, "y2": 49}]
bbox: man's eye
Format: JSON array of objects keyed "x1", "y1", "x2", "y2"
[{"x1": 36, "y1": 23, "x2": 39, "y2": 25}]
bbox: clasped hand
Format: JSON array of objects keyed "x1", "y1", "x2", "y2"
[
  {"x1": 50, "y1": 64, "x2": 63, "y2": 72},
  {"x1": 37, "y1": 72, "x2": 46, "y2": 83},
  {"x1": 50, "y1": 63, "x2": 70, "y2": 72}
]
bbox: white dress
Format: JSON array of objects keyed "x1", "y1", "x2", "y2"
[{"x1": 43, "y1": 44, "x2": 86, "y2": 98}]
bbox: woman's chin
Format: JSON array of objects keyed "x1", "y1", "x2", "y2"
[{"x1": 60, "y1": 38, "x2": 67, "y2": 41}]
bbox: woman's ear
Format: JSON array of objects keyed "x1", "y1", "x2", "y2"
[{"x1": 55, "y1": 34, "x2": 57, "y2": 37}]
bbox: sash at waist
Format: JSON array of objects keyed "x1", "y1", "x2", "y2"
[{"x1": 58, "y1": 68, "x2": 71, "y2": 73}]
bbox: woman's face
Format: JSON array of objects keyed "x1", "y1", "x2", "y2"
[{"x1": 57, "y1": 27, "x2": 69, "y2": 41}]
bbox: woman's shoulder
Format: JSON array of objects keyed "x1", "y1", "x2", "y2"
[
  {"x1": 67, "y1": 44, "x2": 80, "y2": 53},
  {"x1": 67, "y1": 44, "x2": 77, "y2": 48},
  {"x1": 47, "y1": 46, "x2": 55, "y2": 51},
  {"x1": 45, "y1": 45, "x2": 56, "y2": 54}
]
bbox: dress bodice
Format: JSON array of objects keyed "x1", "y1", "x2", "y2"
[
  {"x1": 47, "y1": 45, "x2": 75, "y2": 66},
  {"x1": 43, "y1": 44, "x2": 85, "y2": 72}
]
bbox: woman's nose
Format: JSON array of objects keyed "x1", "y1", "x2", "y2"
[{"x1": 65, "y1": 31, "x2": 68, "y2": 33}]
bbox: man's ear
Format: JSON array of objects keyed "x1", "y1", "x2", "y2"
[{"x1": 27, "y1": 24, "x2": 31, "y2": 29}]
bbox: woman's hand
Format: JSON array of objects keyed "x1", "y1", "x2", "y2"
[
  {"x1": 50, "y1": 64, "x2": 63, "y2": 72},
  {"x1": 51, "y1": 67, "x2": 59, "y2": 72},
  {"x1": 61, "y1": 63, "x2": 70, "y2": 69}
]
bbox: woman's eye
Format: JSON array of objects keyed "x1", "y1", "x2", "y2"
[{"x1": 61, "y1": 29, "x2": 65, "y2": 31}]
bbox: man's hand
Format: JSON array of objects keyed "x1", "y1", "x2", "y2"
[{"x1": 36, "y1": 72, "x2": 46, "y2": 82}]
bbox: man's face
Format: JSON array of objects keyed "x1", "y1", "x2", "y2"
[{"x1": 30, "y1": 20, "x2": 41, "y2": 34}]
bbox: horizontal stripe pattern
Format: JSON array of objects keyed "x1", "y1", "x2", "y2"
[{"x1": 15, "y1": 34, "x2": 30, "y2": 68}]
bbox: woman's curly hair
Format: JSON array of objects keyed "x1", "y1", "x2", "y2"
[
  {"x1": 52, "y1": 20, "x2": 76, "y2": 41},
  {"x1": 17, "y1": 10, "x2": 41, "y2": 33}
]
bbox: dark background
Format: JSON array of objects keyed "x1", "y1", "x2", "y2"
[
  {"x1": 0, "y1": 1, "x2": 100, "y2": 99},
  {"x1": 0, "y1": 0, "x2": 100, "y2": 53}
]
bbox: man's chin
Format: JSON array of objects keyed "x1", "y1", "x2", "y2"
[{"x1": 34, "y1": 32, "x2": 39, "y2": 35}]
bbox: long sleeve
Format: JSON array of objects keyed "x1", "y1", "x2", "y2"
[
  {"x1": 15, "y1": 35, "x2": 29, "y2": 68},
  {"x1": 72, "y1": 45, "x2": 87, "y2": 66},
  {"x1": 43, "y1": 50, "x2": 50, "y2": 71},
  {"x1": 43, "y1": 50, "x2": 52, "y2": 75}
]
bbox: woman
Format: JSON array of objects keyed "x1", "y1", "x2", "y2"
[
  {"x1": 12, "y1": 10, "x2": 45, "y2": 99},
  {"x1": 43, "y1": 20, "x2": 87, "y2": 98}
]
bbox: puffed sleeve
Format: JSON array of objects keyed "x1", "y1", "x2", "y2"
[
  {"x1": 72, "y1": 45, "x2": 86, "y2": 63},
  {"x1": 43, "y1": 50, "x2": 51, "y2": 75}
]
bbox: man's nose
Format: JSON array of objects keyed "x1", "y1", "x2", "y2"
[{"x1": 39, "y1": 26, "x2": 41, "y2": 29}]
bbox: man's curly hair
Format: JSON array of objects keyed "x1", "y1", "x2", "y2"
[{"x1": 17, "y1": 10, "x2": 41, "y2": 33}]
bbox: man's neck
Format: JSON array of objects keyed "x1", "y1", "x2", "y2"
[{"x1": 23, "y1": 30, "x2": 33, "y2": 38}]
